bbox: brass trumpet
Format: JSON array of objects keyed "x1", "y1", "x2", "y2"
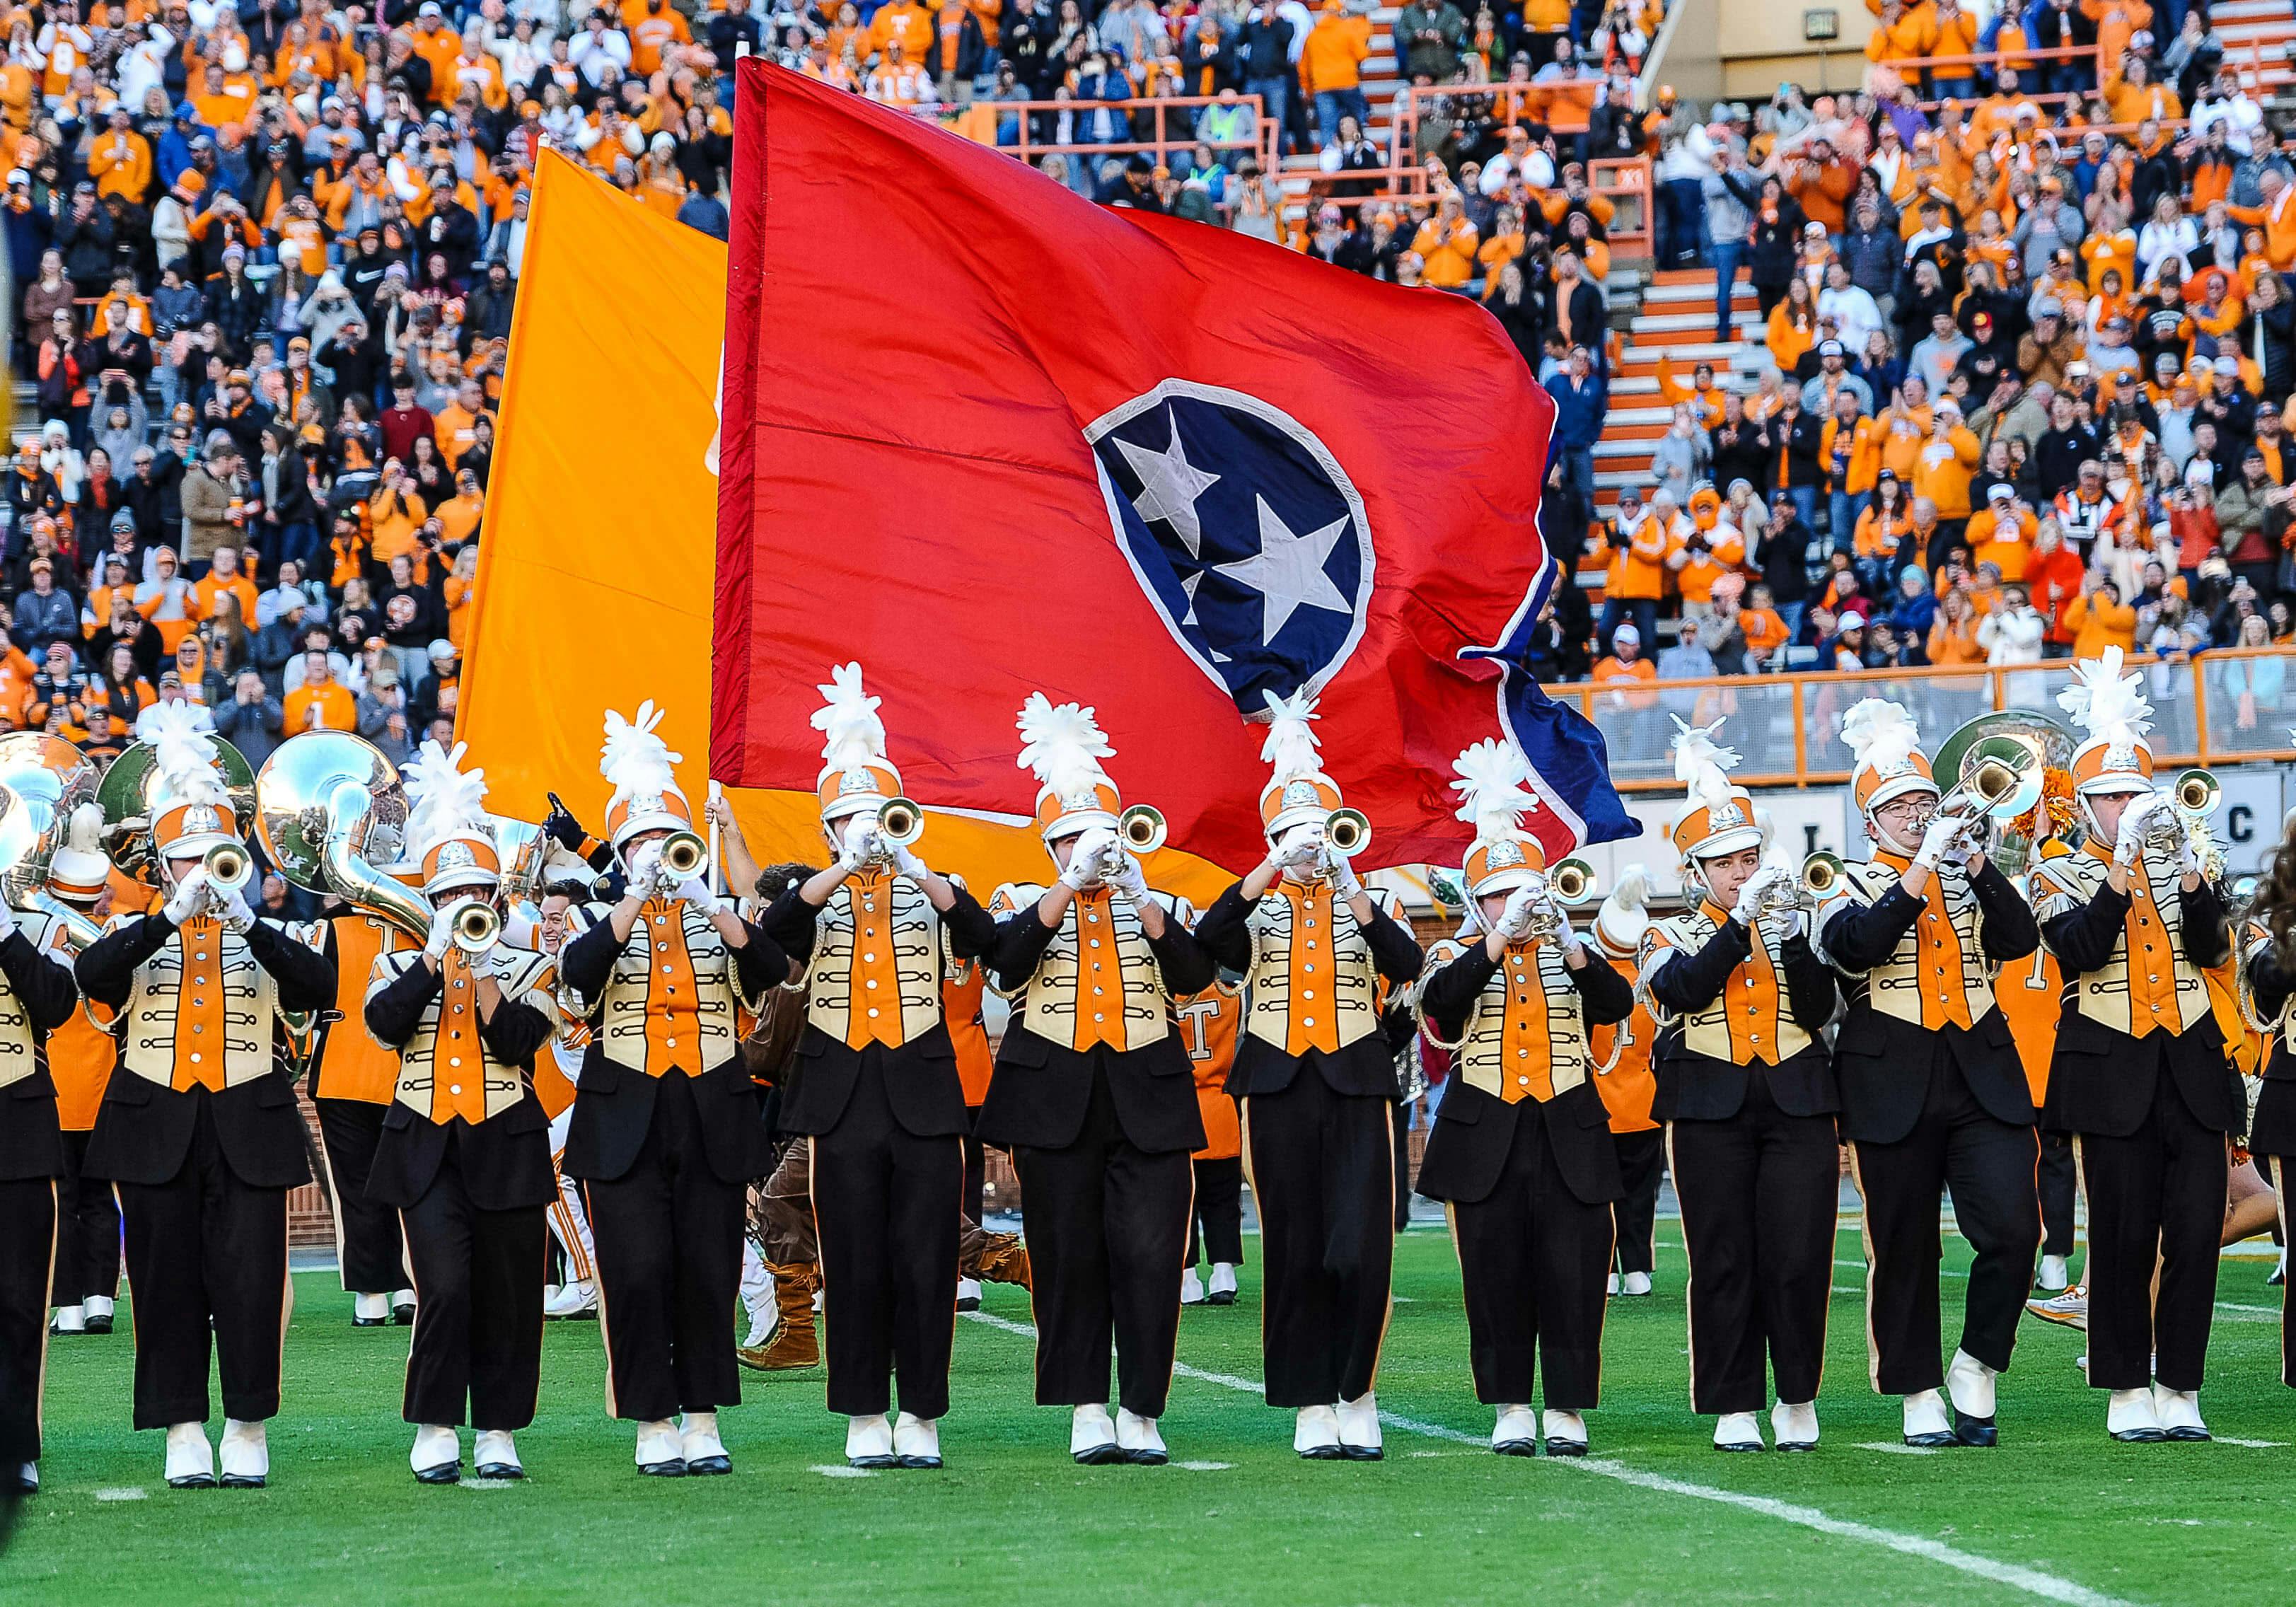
[
  {"x1": 2150, "y1": 768, "x2": 2225, "y2": 878},
  {"x1": 204, "y1": 841, "x2": 253, "y2": 892},
  {"x1": 1546, "y1": 858, "x2": 1598, "y2": 906},
  {"x1": 1117, "y1": 804, "x2": 1166, "y2": 854},
  {"x1": 876, "y1": 797, "x2": 924, "y2": 846},
  {"x1": 1802, "y1": 851, "x2": 1846, "y2": 898},
  {"x1": 447, "y1": 897, "x2": 501, "y2": 953},
  {"x1": 659, "y1": 830, "x2": 709, "y2": 881},
  {"x1": 1324, "y1": 808, "x2": 1372, "y2": 857}
]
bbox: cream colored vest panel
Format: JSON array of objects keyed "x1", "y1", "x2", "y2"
[
  {"x1": 1241, "y1": 883, "x2": 1381, "y2": 1050},
  {"x1": 994, "y1": 883, "x2": 1190, "y2": 1052},
  {"x1": 574, "y1": 903, "x2": 756, "y2": 1074},
  {"x1": 0, "y1": 911, "x2": 59, "y2": 1090},
  {"x1": 369, "y1": 946, "x2": 560, "y2": 1120},
  {"x1": 1642, "y1": 909, "x2": 1814, "y2": 1062},
  {"x1": 804, "y1": 876, "x2": 946, "y2": 1043},
  {"x1": 1817, "y1": 859, "x2": 2000, "y2": 1026},
  {"x1": 1427, "y1": 936, "x2": 1591, "y2": 1098},
  {"x1": 2033, "y1": 846, "x2": 2213, "y2": 1035},
  {"x1": 117, "y1": 917, "x2": 282, "y2": 1090}
]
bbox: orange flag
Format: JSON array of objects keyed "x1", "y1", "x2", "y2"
[{"x1": 458, "y1": 153, "x2": 1236, "y2": 905}]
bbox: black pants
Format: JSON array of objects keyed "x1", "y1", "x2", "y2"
[
  {"x1": 961, "y1": 1108, "x2": 986, "y2": 1226},
  {"x1": 0, "y1": 1178, "x2": 56, "y2": 1466},
  {"x1": 1243, "y1": 1071, "x2": 1395, "y2": 1406},
  {"x1": 811, "y1": 1052, "x2": 962, "y2": 1420},
  {"x1": 1611, "y1": 1128, "x2": 1664, "y2": 1277},
  {"x1": 2271, "y1": 1156, "x2": 2296, "y2": 1388},
  {"x1": 584, "y1": 1070, "x2": 746, "y2": 1422},
  {"x1": 1013, "y1": 1067, "x2": 1192, "y2": 1418},
  {"x1": 2077, "y1": 1072, "x2": 2227, "y2": 1393},
  {"x1": 53, "y1": 1128, "x2": 120, "y2": 1305},
  {"x1": 400, "y1": 1130, "x2": 547, "y2": 1431},
  {"x1": 2039, "y1": 1129, "x2": 2077, "y2": 1259},
  {"x1": 316, "y1": 1096, "x2": 406, "y2": 1295},
  {"x1": 1666, "y1": 1075, "x2": 1839, "y2": 1415},
  {"x1": 115, "y1": 1098, "x2": 291, "y2": 1429},
  {"x1": 1188, "y1": 1155, "x2": 1244, "y2": 1267},
  {"x1": 1392, "y1": 1100, "x2": 1413, "y2": 1233},
  {"x1": 1849, "y1": 1060, "x2": 2040, "y2": 1396},
  {"x1": 1451, "y1": 1112, "x2": 1613, "y2": 1410}
]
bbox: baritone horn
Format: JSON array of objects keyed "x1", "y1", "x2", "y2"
[
  {"x1": 876, "y1": 796, "x2": 924, "y2": 846},
  {"x1": 1324, "y1": 808, "x2": 1372, "y2": 857},
  {"x1": 1802, "y1": 850, "x2": 1846, "y2": 898},
  {"x1": 1117, "y1": 804, "x2": 1166, "y2": 854}
]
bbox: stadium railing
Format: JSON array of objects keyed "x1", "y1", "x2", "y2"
[{"x1": 1550, "y1": 646, "x2": 2296, "y2": 789}]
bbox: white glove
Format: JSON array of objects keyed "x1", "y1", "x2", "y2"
[
  {"x1": 1273, "y1": 824, "x2": 1323, "y2": 870},
  {"x1": 424, "y1": 903, "x2": 456, "y2": 961},
  {"x1": 1915, "y1": 813, "x2": 1966, "y2": 869},
  {"x1": 1765, "y1": 905, "x2": 1807, "y2": 943},
  {"x1": 1730, "y1": 871, "x2": 1768, "y2": 927},
  {"x1": 1061, "y1": 827, "x2": 1116, "y2": 892},
  {"x1": 1327, "y1": 851, "x2": 1363, "y2": 900},
  {"x1": 890, "y1": 841, "x2": 929, "y2": 882},
  {"x1": 1496, "y1": 886, "x2": 1538, "y2": 941},
  {"x1": 163, "y1": 867, "x2": 210, "y2": 924},
  {"x1": 2180, "y1": 833, "x2": 2209, "y2": 880},
  {"x1": 837, "y1": 820, "x2": 881, "y2": 876},
  {"x1": 676, "y1": 876, "x2": 726, "y2": 917},
  {"x1": 2113, "y1": 794, "x2": 2164, "y2": 866},
  {"x1": 1105, "y1": 850, "x2": 1150, "y2": 907},
  {"x1": 217, "y1": 884, "x2": 256, "y2": 934},
  {"x1": 627, "y1": 842, "x2": 664, "y2": 894}
]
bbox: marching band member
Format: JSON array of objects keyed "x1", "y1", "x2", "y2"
[
  {"x1": 532, "y1": 888, "x2": 601, "y2": 1320},
  {"x1": 1415, "y1": 740, "x2": 1632, "y2": 1458},
  {"x1": 0, "y1": 815, "x2": 98, "y2": 1495},
  {"x1": 2031, "y1": 651, "x2": 2236, "y2": 1443},
  {"x1": 47, "y1": 808, "x2": 123, "y2": 1338},
  {"x1": 758, "y1": 664, "x2": 997, "y2": 1472},
  {"x1": 2236, "y1": 810, "x2": 2296, "y2": 1390},
  {"x1": 310, "y1": 874, "x2": 419, "y2": 1328},
  {"x1": 363, "y1": 743, "x2": 563, "y2": 1484},
  {"x1": 1641, "y1": 719, "x2": 1840, "y2": 1454},
  {"x1": 1589, "y1": 866, "x2": 1663, "y2": 1299},
  {"x1": 1193, "y1": 692, "x2": 1424, "y2": 1461},
  {"x1": 76, "y1": 706, "x2": 337, "y2": 1489},
  {"x1": 1814, "y1": 700, "x2": 2041, "y2": 1449},
  {"x1": 559, "y1": 702, "x2": 790, "y2": 1479},
  {"x1": 1176, "y1": 976, "x2": 1243, "y2": 1308},
  {"x1": 946, "y1": 956, "x2": 1031, "y2": 1309},
  {"x1": 982, "y1": 695, "x2": 1215, "y2": 1468}
]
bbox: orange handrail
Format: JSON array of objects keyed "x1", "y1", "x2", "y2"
[{"x1": 934, "y1": 93, "x2": 1278, "y2": 177}]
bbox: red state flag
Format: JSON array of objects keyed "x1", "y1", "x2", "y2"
[{"x1": 716, "y1": 62, "x2": 1627, "y2": 869}]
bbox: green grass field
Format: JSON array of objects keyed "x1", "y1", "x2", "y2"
[{"x1": 11, "y1": 1220, "x2": 2296, "y2": 1606}]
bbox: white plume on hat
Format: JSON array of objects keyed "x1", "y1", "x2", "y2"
[
  {"x1": 1839, "y1": 698, "x2": 1923, "y2": 775},
  {"x1": 1669, "y1": 715, "x2": 1740, "y2": 812},
  {"x1": 2057, "y1": 645, "x2": 2151, "y2": 743},
  {"x1": 1016, "y1": 693, "x2": 1115, "y2": 796},
  {"x1": 601, "y1": 700, "x2": 683, "y2": 799},
  {"x1": 1258, "y1": 689, "x2": 1323, "y2": 784},
  {"x1": 812, "y1": 661, "x2": 888, "y2": 775},
  {"x1": 1450, "y1": 737, "x2": 1540, "y2": 840},
  {"x1": 145, "y1": 699, "x2": 228, "y2": 808},
  {"x1": 1594, "y1": 861, "x2": 1651, "y2": 955},
  {"x1": 402, "y1": 739, "x2": 490, "y2": 849}
]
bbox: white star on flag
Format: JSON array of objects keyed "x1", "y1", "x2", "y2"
[
  {"x1": 1114, "y1": 410, "x2": 1221, "y2": 558},
  {"x1": 1214, "y1": 496, "x2": 1352, "y2": 642}
]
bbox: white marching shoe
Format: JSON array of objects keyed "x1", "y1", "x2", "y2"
[
  {"x1": 680, "y1": 1410, "x2": 730, "y2": 1474},
  {"x1": 2107, "y1": 1388, "x2": 2167, "y2": 1442},
  {"x1": 1181, "y1": 1267, "x2": 1205, "y2": 1306},
  {"x1": 352, "y1": 1292, "x2": 392, "y2": 1327},
  {"x1": 1901, "y1": 1390, "x2": 1954, "y2": 1448},
  {"x1": 1946, "y1": 1349, "x2": 2000, "y2": 1446},
  {"x1": 1115, "y1": 1408, "x2": 1169, "y2": 1466},
  {"x1": 1606, "y1": 1272, "x2": 1620, "y2": 1296},
  {"x1": 49, "y1": 1304, "x2": 83, "y2": 1334},
  {"x1": 1490, "y1": 1405, "x2": 1538, "y2": 1456},
  {"x1": 1620, "y1": 1270, "x2": 1652, "y2": 1297},
  {"x1": 1069, "y1": 1404, "x2": 1121, "y2": 1466},
  {"x1": 845, "y1": 1413, "x2": 896, "y2": 1469},
  {"x1": 164, "y1": 1422, "x2": 215, "y2": 1488},
  {"x1": 544, "y1": 1280, "x2": 597, "y2": 1320},
  {"x1": 1541, "y1": 1409, "x2": 1588, "y2": 1458},
  {"x1": 1336, "y1": 1391, "x2": 1382, "y2": 1461},
  {"x1": 1771, "y1": 1400, "x2": 1819, "y2": 1452},
  {"x1": 473, "y1": 1429, "x2": 523, "y2": 1480},
  {"x1": 893, "y1": 1412, "x2": 943, "y2": 1469},
  {"x1": 955, "y1": 1277, "x2": 983, "y2": 1313},
  {"x1": 1207, "y1": 1263, "x2": 1238, "y2": 1305},
  {"x1": 1294, "y1": 1404, "x2": 1343, "y2": 1459},
  {"x1": 219, "y1": 1419, "x2": 269, "y2": 1487},
  {"x1": 411, "y1": 1424, "x2": 460, "y2": 1483},
  {"x1": 635, "y1": 1418, "x2": 687, "y2": 1475},
  {"x1": 1713, "y1": 1412, "x2": 1764, "y2": 1452},
  {"x1": 2034, "y1": 1254, "x2": 2070, "y2": 1294},
  {"x1": 83, "y1": 1294, "x2": 115, "y2": 1333},
  {"x1": 391, "y1": 1288, "x2": 417, "y2": 1325},
  {"x1": 2152, "y1": 1385, "x2": 2209, "y2": 1442}
]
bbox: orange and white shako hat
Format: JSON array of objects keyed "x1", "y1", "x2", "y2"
[
  {"x1": 47, "y1": 801, "x2": 110, "y2": 903},
  {"x1": 402, "y1": 738, "x2": 501, "y2": 898},
  {"x1": 1840, "y1": 697, "x2": 1938, "y2": 816},
  {"x1": 599, "y1": 700, "x2": 692, "y2": 849},
  {"x1": 2057, "y1": 645, "x2": 2155, "y2": 797},
  {"x1": 811, "y1": 661, "x2": 903, "y2": 824},
  {"x1": 1668, "y1": 715, "x2": 1761, "y2": 862},
  {"x1": 144, "y1": 700, "x2": 240, "y2": 860},
  {"x1": 1592, "y1": 863, "x2": 1651, "y2": 962},
  {"x1": 1450, "y1": 736, "x2": 1547, "y2": 898},
  {"x1": 1016, "y1": 692, "x2": 1120, "y2": 843},
  {"x1": 1256, "y1": 689, "x2": 1343, "y2": 837}
]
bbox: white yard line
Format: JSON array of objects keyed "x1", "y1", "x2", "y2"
[
  {"x1": 1853, "y1": 1441, "x2": 1940, "y2": 1456},
  {"x1": 956, "y1": 1311, "x2": 2138, "y2": 1607}
]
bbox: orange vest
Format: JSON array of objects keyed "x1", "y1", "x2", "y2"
[
  {"x1": 1589, "y1": 948, "x2": 1657, "y2": 1132},
  {"x1": 50, "y1": 1002, "x2": 116, "y2": 1131},
  {"x1": 315, "y1": 912, "x2": 407, "y2": 1103},
  {"x1": 1178, "y1": 985, "x2": 1243, "y2": 1160},
  {"x1": 945, "y1": 961, "x2": 994, "y2": 1107}
]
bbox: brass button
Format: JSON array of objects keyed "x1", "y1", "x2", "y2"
[
  {"x1": 655, "y1": 917, "x2": 667, "y2": 927},
  {"x1": 1303, "y1": 1016, "x2": 1315, "y2": 1027},
  {"x1": 1094, "y1": 1013, "x2": 1106, "y2": 1023},
  {"x1": 192, "y1": 1023, "x2": 204, "y2": 1033}
]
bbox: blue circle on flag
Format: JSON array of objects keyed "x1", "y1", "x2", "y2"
[{"x1": 1086, "y1": 381, "x2": 1374, "y2": 713}]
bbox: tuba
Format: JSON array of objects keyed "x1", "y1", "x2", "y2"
[
  {"x1": 253, "y1": 731, "x2": 432, "y2": 943},
  {"x1": 0, "y1": 733, "x2": 105, "y2": 947}
]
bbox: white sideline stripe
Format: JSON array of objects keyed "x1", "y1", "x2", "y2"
[
  {"x1": 956, "y1": 1311, "x2": 2133, "y2": 1606},
  {"x1": 2218, "y1": 1437, "x2": 2290, "y2": 1449},
  {"x1": 1853, "y1": 1441, "x2": 1939, "y2": 1456}
]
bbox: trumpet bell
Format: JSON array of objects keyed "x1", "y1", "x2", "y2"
[
  {"x1": 1802, "y1": 851, "x2": 1847, "y2": 897},
  {"x1": 1117, "y1": 804, "x2": 1166, "y2": 855},
  {"x1": 2173, "y1": 768, "x2": 2220, "y2": 817},
  {"x1": 658, "y1": 830, "x2": 709, "y2": 880},
  {"x1": 1548, "y1": 857, "x2": 1597, "y2": 906},
  {"x1": 450, "y1": 898, "x2": 501, "y2": 953},
  {"x1": 876, "y1": 798, "x2": 924, "y2": 846},
  {"x1": 204, "y1": 842, "x2": 252, "y2": 892},
  {"x1": 1324, "y1": 808, "x2": 1372, "y2": 857}
]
